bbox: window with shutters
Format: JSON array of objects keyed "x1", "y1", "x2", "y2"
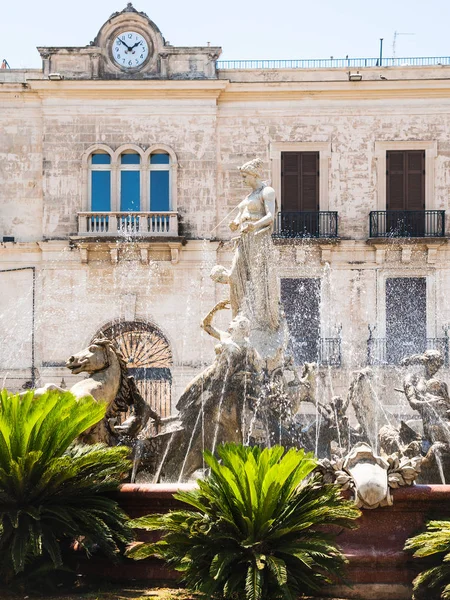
[
  {"x1": 281, "y1": 152, "x2": 319, "y2": 212},
  {"x1": 374, "y1": 141, "x2": 436, "y2": 212},
  {"x1": 386, "y1": 150, "x2": 425, "y2": 211},
  {"x1": 281, "y1": 278, "x2": 321, "y2": 365}
]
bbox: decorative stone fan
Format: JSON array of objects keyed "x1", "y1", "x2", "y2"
[{"x1": 98, "y1": 321, "x2": 172, "y2": 368}]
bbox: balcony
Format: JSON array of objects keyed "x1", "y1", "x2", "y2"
[
  {"x1": 369, "y1": 210, "x2": 445, "y2": 238},
  {"x1": 274, "y1": 211, "x2": 338, "y2": 239},
  {"x1": 77, "y1": 212, "x2": 179, "y2": 237},
  {"x1": 367, "y1": 337, "x2": 449, "y2": 366},
  {"x1": 292, "y1": 337, "x2": 341, "y2": 367}
]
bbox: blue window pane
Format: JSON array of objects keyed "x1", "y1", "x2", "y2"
[
  {"x1": 121, "y1": 153, "x2": 141, "y2": 165},
  {"x1": 121, "y1": 171, "x2": 140, "y2": 211},
  {"x1": 91, "y1": 154, "x2": 111, "y2": 165},
  {"x1": 150, "y1": 153, "x2": 170, "y2": 165},
  {"x1": 91, "y1": 171, "x2": 111, "y2": 211},
  {"x1": 150, "y1": 171, "x2": 170, "y2": 211}
]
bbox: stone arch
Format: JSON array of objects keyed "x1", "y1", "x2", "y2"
[
  {"x1": 93, "y1": 319, "x2": 173, "y2": 417},
  {"x1": 113, "y1": 143, "x2": 146, "y2": 163}
]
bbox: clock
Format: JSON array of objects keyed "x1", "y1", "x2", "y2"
[{"x1": 112, "y1": 31, "x2": 149, "y2": 69}]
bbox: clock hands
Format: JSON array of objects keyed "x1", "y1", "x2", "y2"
[
  {"x1": 130, "y1": 40, "x2": 143, "y2": 49},
  {"x1": 117, "y1": 38, "x2": 133, "y2": 52}
]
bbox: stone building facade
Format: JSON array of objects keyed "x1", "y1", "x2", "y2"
[{"x1": 2, "y1": 3, "x2": 450, "y2": 420}]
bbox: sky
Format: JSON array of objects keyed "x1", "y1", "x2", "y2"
[{"x1": 2, "y1": 0, "x2": 450, "y2": 69}]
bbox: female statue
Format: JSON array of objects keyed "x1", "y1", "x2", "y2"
[{"x1": 212, "y1": 158, "x2": 280, "y2": 332}]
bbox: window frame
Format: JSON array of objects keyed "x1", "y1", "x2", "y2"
[
  {"x1": 376, "y1": 270, "x2": 435, "y2": 339},
  {"x1": 375, "y1": 141, "x2": 437, "y2": 211},
  {"x1": 149, "y1": 150, "x2": 172, "y2": 212},
  {"x1": 82, "y1": 143, "x2": 178, "y2": 213},
  {"x1": 270, "y1": 142, "x2": 331, "y2": 212}
]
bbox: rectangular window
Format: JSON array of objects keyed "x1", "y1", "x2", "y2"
[
  {"x1": 281, "y1": 278, "x2": 321, "y2": 365},
  {"x1": 91, "y1": 171, "x2": 111, "y2": 211},
  {"x1": 281, "y1": 152, "x2": 319, "y2": 212},
  {"x1": 387, "y1": 150, "x2": 425, "y2": 211},
  {"x1": 120, "y1": 171, "x2": 140, "y2": 211},
  {"x1": 150, "y1": 171, "x2": 170, "y2": 211},
  {"x1": 386, "y1": 277, "x2": 426, "y2": 364}
]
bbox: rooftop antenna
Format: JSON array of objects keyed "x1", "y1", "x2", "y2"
[{"x1": 392, "y1": 31, "x2": 415, "y2": 58}]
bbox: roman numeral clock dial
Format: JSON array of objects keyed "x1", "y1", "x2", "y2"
[{"x1": 112, "y1": 31, "x2": 149, "y2": 69}]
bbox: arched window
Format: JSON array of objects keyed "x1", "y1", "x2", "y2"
[
  {"x1": 150, "y1": 152, "x2": 171, "y2": 211},
  {"x1": 90, "y1": 153, "x2": 111, "y2": 211},
  {"x1": 120, "y1": 152, "x2": 141, "y2": 211}
]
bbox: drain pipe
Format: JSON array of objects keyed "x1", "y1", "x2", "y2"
[{"x1": 0, "y1": 267, "x2": 36, "y2": 387}]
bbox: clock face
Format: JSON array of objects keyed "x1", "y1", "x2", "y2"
[{"x1": 112, "y1": 31, "x2": 149, "y2": 69}]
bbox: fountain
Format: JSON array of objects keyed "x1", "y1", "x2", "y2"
[{"x1": 17, "y1": 157, "x2": 450, "y2": 599}]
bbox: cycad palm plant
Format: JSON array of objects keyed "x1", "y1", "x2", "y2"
[
  {"x1": 127, "y1": 443, "x2": 360, "y2": 600},
  {"x1": 405, "y1": 520, "x2": 450, "y2": 600},
  {"x1": 0, "y1": 389, "x2": 132, "y2": 582}
]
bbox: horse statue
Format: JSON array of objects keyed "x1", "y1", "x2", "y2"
[{"x1": 35, "y1": 337, "x2": 159, "y2": 445}]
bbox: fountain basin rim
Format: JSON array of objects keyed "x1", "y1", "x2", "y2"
[{"x1": 118, "y1": 483, "x2": 450, "y2": 502}]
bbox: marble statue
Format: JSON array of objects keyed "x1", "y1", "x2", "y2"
[
  {"x1": 212, "y1": 158, "x2": 279, "y2": 331},
  {"x1": 35, "y1": 338, "x2": 159, "y2": 445},
  {"x1": 148, "y1": 301, "x2": 263, "y2": 480},
  {"x1": 145, "y1": 159, "x2": 310, "y2": 480},
  {"x1": 378, "y1": 350, "x2": 450, "y2": 483}
]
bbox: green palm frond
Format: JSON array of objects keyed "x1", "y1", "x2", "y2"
[
  {"x1": 405, "y1": 519, "x2": 450, "y2": 600},
  {"x1": 0, "y1": 389, "x2": 133, "y2": 583},
  {"x1": 128, "y1": 443, "x2": 360, "y2": 600}
]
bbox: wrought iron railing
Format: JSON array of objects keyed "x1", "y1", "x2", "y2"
[
  {"x1": 292, "y1": 337, "x2": 341, "y2": 367},
  {"x1": 274, "y1": 211, "x2": 338, "y2": 238},
  {"x1": 369, "y1": 210, "x2": 445, "y2": 238},
  {"x1": 77, "y1": 212, "x2": 178, "y2": 236},
  {"x1": 367, "y1": 337, "x2": 449, "y2": 366},
  {"x1": 217, "y1": 56, "x2": 450, "y2": 70}
]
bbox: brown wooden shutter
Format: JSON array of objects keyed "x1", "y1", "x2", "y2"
[
  {"x1": 281, "y1": 153, "x2": 301, "y2": 211},
  {"x1": 281, "y1": 152, "x2": 319, "y2": 211},
  {"x1": 301, "y1": 152, "x2": 319, "y2": 210},
  {"x1": 386, "y1": 151, "x2": 405, "y2": 210},
  {"x1": 387, "y1": 150, "x2": 425, "y2": 210},
  {"x1": 406, "y1": 150, "x2": 425, "y2": 210}
]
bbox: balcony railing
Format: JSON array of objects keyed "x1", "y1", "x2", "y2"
[
  {"x1": 274, "y1": 211, "x2": 338, "y2": 238},
  {"x1": 77, "y1": 212, "x2": 178, "y2": 237},
  {"x1": 369, "y1": 210, "x2": 445, "y2": 238},
  {"x1": 292, "y1": 337, "x2": 341, "y2": 367},
  {"x1": 217, "y1": 56, "x2": 450, "y2": 70},
  {"x1": 367, "y1": 337, "x2": 449, "y2": 366}
]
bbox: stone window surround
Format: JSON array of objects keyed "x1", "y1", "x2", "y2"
[
  {"x1": 374, "y1": 140, "x2": 437, "y2": 211},
  {"x1": 82, "y1": 143, "x2": 178, "y2": 212},
  {"x1": 375, "y1": 270, "x2": 436, "y2": 338},
  {"x1": 269, "y1": 142, "x2": 332, "y2": 212}
]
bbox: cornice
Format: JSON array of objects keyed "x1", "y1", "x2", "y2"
[
  {"x1": 26, "y1": 79, "x2": 229, "y2": 100},
  {"x1": 218, "y1": 79, "x2": 450, "y2": 102}
]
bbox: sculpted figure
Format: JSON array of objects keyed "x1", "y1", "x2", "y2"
[
  {"x1": 212, "y1": 158, "x2": 279, "y2": 331},
  {"x1": 155, "y1": 301, "x2": 262, "y2": 480},
  {"x1": 378, "y1": 350, "x2": 450, "y2": 483},
  {"x1": 177, "y1": 300, "x2": 259, "y2": 423},
  {"x1": 402, "y1": 350, "x2": 450, "y2": 445},
  {"x1": 35, "y1": 338, "x2": 159, "y2": 445}
]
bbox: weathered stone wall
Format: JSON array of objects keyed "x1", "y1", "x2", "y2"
[
  {"x1": 0, "y1": 93, "x2": 43, "y2": 241},
  {"x1": 2, "y1": 67, "x2": 450, "y2": 420}
]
